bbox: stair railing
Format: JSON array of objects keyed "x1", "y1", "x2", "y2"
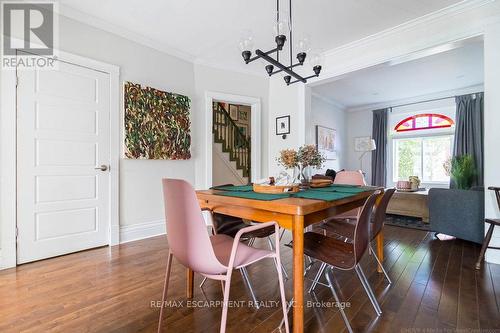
[{"x1": 212, "y1": 102, "x2": 251, "y2": 179}]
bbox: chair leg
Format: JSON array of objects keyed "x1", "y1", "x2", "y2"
[
  {"x1": 220, "y1": 270, "x2": 233, "y2": 333},
  {"x1": 306, "y1": 255, "x2": 314, "y2": 267},
  {"x1": 355, "y1": 264, "x2": 382, "y2": 316},
  {"x1": 369, "y1": 244, "x2": 392, "y2": 284},
  {"x1": 157, "y1": 251, "x2": 173, "y2": 333},
  {"x1": 308, "y1": 262, "x2": 327, "y2": 293},
  {"x1": 279, "y1": 297, "x2": 293, "y2": 331},
  {"x1": 279, "y1": 228, "x2": 286, "y2": 241},
  {"x1": 274, "y1": 255, "x2": 290, "y2": 333},
  {"x1": 476, "y1": 223, "x2": 495, "y2": 270},
  {"x1": 325, "y1": 266, "x2": 353, "y2": 333},
  {"x1": 240, "y1": 267, "x2": 260, "y2": 309},
  {"x1": 304, "y1": 256, "x2": 315, "y2": 276},
  {"x1": 199, "y1": 277, "x2": 207, "y2": 288},
  {"x1": 267, "y1": 236, "x2": 288, "y2": 280}
]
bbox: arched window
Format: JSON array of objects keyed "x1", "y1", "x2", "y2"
[{"x1": 394, "y1": 113, "x2": 454, "y2": 132}]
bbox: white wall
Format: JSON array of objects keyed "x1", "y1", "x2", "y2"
[
  {"x1": 268, "y1": 77, "x2": 307, "y2": 176},
  {"x1": 193, "y1": 64, "x2": 269, "y2": 189},
  {"x1": 345, "y1": 109, "x2": 374, "y2": 183},
  {"x1": 484, "y1": 21, "x2": 500, "y2": 263},
  {"x1": 308, "y1": 95, "x2": 347, "y2": 174}
]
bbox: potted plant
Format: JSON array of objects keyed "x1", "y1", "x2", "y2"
[{"x1": 444, "y1": 154, "x2": 477, "y2": 189}]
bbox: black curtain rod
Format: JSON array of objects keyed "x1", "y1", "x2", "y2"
[{"x1": 388, "y1": 91, "x2": 483, "y2": 111}]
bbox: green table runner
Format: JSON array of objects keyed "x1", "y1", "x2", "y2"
[
  {"x1": 291, "y1": 191, "x2": 354, "y2": 201},
  {"x1": 211, "y1": 185, "x2": 373, "y2": 202},
  {"x1": 212, "y1": 185, "x2": 253, "y2": 192},
  {"x1": 215, "y1": 191, "x2": 292, "y2": 201},
  {"x1": 308, "y1": 185, "x2": 367, "y2": 194},
  {"x1": 324, "y1": 183, "x2": 358, "y2": 188}
]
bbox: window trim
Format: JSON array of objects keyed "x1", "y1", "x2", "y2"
[{"x1": 392, "y1": 134, "x2": 454, "y2": 185}]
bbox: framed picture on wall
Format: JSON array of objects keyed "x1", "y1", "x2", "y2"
[
  {"x1": 229, "y1": 104, "x2": 238, "y2": 120},
  {"x1": 276, "y1": 115, "x2": 290, "y2": 135},
  {"x1": 316, "y1": 125, "x2": 337, "y2": 160},
  {"x1": 238, "y1": 109, "x2": 249, "y2": 123},
  {"x1": 354, "y1": 136, "x2": 372, "y2": 152}
]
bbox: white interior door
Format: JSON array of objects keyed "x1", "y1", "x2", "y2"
[{"x1": 16, "y1": 54, "x2": 111, "y2": 264}]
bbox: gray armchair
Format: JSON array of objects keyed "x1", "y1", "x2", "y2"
[{"x1": 428, "y1": 188, "x2": 484, "y2": 244}]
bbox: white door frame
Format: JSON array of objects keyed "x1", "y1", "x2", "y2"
[
  {"x1": 0, "y1": 47, "x2": 120, "y2": 269},
  {"x1": 205, "y1": 91, "x2": 261, "y2": 188}
]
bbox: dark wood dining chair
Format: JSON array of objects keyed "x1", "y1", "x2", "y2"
[
  {"x1": 302, "y1": 192, "x2": 382, "y2": 333},
  {"x1": 476, "y1": 186, "x2": 500, "y2": 270},
  {"x1": 310, "y1": 188, "x2": 396, "y2": 292}
]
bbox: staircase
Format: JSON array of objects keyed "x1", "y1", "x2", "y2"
[{"x1": 213, "y1": 102, "x2": 251, "y2": 180}]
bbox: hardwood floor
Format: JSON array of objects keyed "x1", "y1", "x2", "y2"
[{"x1": 1, "y1": 226, "x2": 499, "y2": 332}]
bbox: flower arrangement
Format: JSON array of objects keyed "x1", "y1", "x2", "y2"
[
  {"x1": 297, "y1": 144, "x2": 325, "y2": 168},
  {"x1": 277, "y1": 149, "x2": 299, "y2": 169},
  {"x1": 277, "y1": 145, "x2": 325, "y2": 184}
]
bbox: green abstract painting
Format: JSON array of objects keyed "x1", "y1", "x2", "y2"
[{"x1": 124, "y1": 82, "x2": 191, "y2": 159}]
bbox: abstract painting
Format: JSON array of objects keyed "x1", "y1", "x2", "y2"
[{"x1": 124, "y1": 82, "x2": 191, "y2": 159}]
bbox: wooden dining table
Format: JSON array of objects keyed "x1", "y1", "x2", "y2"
[{"x1": 191, "y1": 187, "x2": 384, "y2": 333}]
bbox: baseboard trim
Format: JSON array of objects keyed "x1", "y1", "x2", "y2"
[{"x1": 119, "y1": 220, "x2": 166, "y2": 244}]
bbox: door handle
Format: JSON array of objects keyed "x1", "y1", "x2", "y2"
[{"x1": 94, "y1": 164, "x2": 109, "y2": 171}]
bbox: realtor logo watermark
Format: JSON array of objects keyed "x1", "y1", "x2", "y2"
[{"x1": 1, "y1": 1, "x2": 58, "y2": 69}]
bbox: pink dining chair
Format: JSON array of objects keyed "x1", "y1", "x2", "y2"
[
  {"x1": 334, "y1": 170, "x2": 367, "y2": 186},
  {"x1": 158, "y1": 179, "x2": 289, "y2": 333},
  {"x1": 333, "y1": 170, "x2": 367, "y2": 219}
]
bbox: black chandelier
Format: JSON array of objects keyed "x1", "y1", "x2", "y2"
[{"x1": 239, "y1": 0, "x2": 323, "y2": 85}]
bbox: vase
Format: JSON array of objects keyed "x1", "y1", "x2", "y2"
[{"x1": 294, "y1": 165, "x2": 309, "y2": 187}]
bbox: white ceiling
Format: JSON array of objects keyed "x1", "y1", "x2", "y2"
[
  {"x1": 311, "y1": 40, "x2": 484, "y2": 109},
  {"x1": 58, "y1": 0, "x2": 464, "y2": 74}
]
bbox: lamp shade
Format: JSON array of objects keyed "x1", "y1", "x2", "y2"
[
  {"x1": 367, "y1": 139, "x2": 376, "y2": 151},
  {"x1": 355, "y1": 138, "x2": 376, "y2": 152}
]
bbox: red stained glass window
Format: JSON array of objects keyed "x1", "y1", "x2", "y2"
[{"x1": 394, "y1": 114, "x2": 454, "y2": 132}]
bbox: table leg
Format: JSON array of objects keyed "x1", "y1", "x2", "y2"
[
  {"x1": 376, "y1": 232, "x2": 384, "y2": 273},
  {"x1": 186, "y1": 268, "x2": 194, "y2": 298},
  {"x1": 374, "y1": 192, "x2": 385, "y2": 274},
  {"x1": 292, "y1": 215, "x2": 304, "y2": 333}
]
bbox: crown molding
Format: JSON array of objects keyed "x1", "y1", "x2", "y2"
[
  {"x1": 193, "y1": 58, "x2": 267, "y2": 78},
  {"x1": 346, "y1": 84, "x2": 484, "y2": 113},
  {"x1": 323, "y1": 0, "x2": 495, "y2": 59},
  {"x1": 58, "y1": 4, "x2": 197, "y2": 63},
  {"x1": 311, "y1": 92, "x2": 346, "y2": 110},
  {"x1": 55, "y1": 0, "x2": 494, "y2": 81},
  {"x1": 58, "y1": 4, "x2": 269, "y2": 77}
]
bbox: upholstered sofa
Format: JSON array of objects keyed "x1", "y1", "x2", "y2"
[{"x1": 428, "y1": 187, "x2": 484, "y2": 244}]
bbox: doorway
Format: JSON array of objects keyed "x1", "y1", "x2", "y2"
[
  {"x1": 212, "y1": 101, "x2": 252, "y2": 186},
  {"x1": 204, "y1": 92, "x2": 261, "y2": 189}
]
